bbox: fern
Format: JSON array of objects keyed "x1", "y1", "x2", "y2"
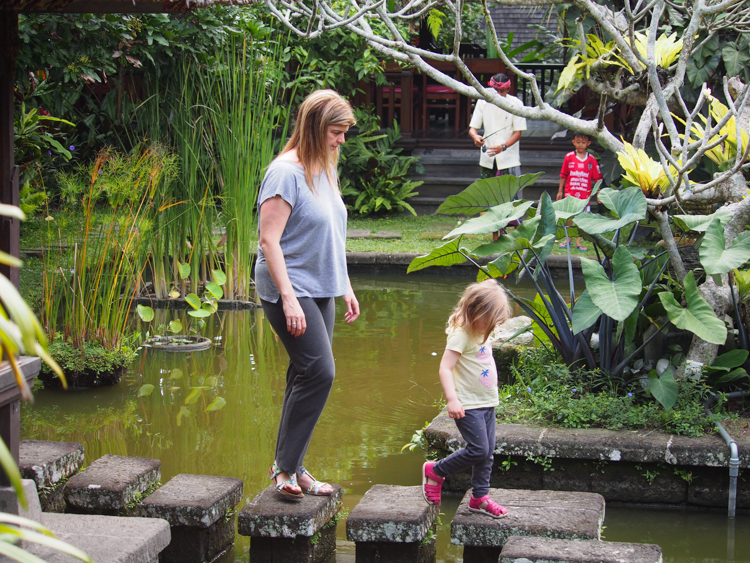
[{"x1": 427, "y1": 9, "x2": 445, "y2": 40}]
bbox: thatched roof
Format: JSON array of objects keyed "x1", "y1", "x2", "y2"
[{"x1": 1, "y1": 0, "x2": 258, "y2": 13}]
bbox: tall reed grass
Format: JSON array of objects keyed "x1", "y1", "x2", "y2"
[{"x1": 133, "y1": 33, "x2": 289, "y2": 300}]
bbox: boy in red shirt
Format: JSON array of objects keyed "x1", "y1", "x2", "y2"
[{"x1": 556, "y1": 133, "x2": 603, "y2": 251}]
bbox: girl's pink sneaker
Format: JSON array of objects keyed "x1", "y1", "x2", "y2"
[
  {"x1": 422, "y1": 462, "x2": 444, "y2": 505},
  {"x1": 468, "y1": 495, "x2": 508, "y2": 518}
]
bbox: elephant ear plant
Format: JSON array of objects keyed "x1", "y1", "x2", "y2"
[{"x1": 409, "y1": 173, "x2": 750, "y2": 410}]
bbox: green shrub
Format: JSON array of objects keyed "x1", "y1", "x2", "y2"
[
  {"x1": 497, "y1": 347, "x2": 727, "y2": 436},
  {"x1": 39, "y1": 338, "x2": 136, "y2": 389},
  {"x1": 339, "y1": 108, "x2": 423, "y2": 216}
]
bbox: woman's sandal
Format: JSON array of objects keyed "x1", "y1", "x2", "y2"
[
  {"x1": 422, "y1": 462, "x2": 444, "y2": 505},
  {"x1": 268, "y1": 462, "x2": 304, "y2": 501},
  {"x1": 468, "y1": 495, "x2": 508, "y2": 519},
  {"x1": 298, "y1": 468, "x2": 333, "y2": 496}
]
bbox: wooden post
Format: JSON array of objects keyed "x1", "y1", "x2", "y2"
[
  {"x1": 0, "y1": 10, "x2": 19, "y2": 289},
  {"x1": 400, "y1": 70, "x2": 413, "y2": 137}
]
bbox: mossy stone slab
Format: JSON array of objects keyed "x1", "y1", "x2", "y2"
[
  {"x1": 65, "y1": 454, "x2": 161, "y2": 513},
  {"x1": 451, "y1": 489, "x2": 605, "y2": 548},
  {"x1": 138, "y1": 473, "x2": 243, "y2": 528},
  {"x1": 238, "y1": 484, "x2": 343, "y2": 538},
  {"x1": 346, "y1": 485, "x2": 438, "y2": 544},
  {"x1": 500, "y1": 536, "x2": 663, "y2": 563}
]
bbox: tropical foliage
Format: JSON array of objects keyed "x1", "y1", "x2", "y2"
[{"x1": 409, "y1": 171, "x2": 750, "y2": 410}]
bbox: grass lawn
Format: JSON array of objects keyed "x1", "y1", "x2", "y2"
[{"x1": 21, "y1": 207, "x2": 646, "y2": 258}]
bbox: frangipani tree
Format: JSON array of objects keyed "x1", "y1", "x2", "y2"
[{"x1": 267, "y1": 0, "x2": 750, "y2": 373}]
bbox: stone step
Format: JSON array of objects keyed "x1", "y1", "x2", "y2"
[
  {"x1": 451, "y1": 489, "x2": 606, "y2": 563},
  {"x1": 64, "y1": 454, "x2": 161, "y2": 514},
  {"x1": 19, "y1": 440, "x2": 84, "y2": 513},
  {"x1": 238, "y1": 484, "x2": 343, "y2": 563},
  {"x1": 500, "y1": 536, "x2": 663, "y2": 563},
  {"x1": 346, "y1": 485, "x2": 439, "y2": 563},
  {"x1": 138, "y1": 473, "x2": 243, "y2": 563},
  {"x1": 23, "y1": 512, "x2": 170, "y2": 563}
]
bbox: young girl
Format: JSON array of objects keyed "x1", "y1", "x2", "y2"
[{"x1": 422, "y1": 279, "x2": 512, "y2": 518}]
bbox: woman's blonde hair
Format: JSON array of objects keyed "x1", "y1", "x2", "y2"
[
  {"x1": 280, "y1": 89, "x2": 356, "y2": 192},
  {"x1": 446, "y1": 279, "x2": 512, "y2": 342}
]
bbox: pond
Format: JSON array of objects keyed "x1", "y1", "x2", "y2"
[{"x1": 21, "y1": 273, "x2": 749, "y2": 563}]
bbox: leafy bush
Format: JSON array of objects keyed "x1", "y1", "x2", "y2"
[
  {"x1": 339, "y1": 108, "x2": 424, "y2": 216},
  {"x1": 39, "y1": 338, "x2": 136, "y2": 389},
  {"x1": 498, "y1": 348, "x2": 726, "y2": 436}
]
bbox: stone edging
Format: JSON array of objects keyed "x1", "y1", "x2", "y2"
[
  {"x1": 425, "y1": 411, "x2": 750, "y2": 468},
  {"x1": 346, "y1": 252, "x2": 582, "y2": 270}
]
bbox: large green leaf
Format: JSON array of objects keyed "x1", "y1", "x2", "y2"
[
  {"x1": 136, "y1": 304, "x2": 154, "y2": 323},
  {"x1": 407, "y1": 236, "x2": 469, "y2": 273},
  {"x1": 436, "y1": 173, "x2": 542, "y2": 215},
  {"x1": 486, "y1": 254, "x2": 520, "y2": 277},
  {"x1": 444, "y1": 201, "x2": 534, "y2": 238},
  {"x1": 699, "y1": 218, "x2": 750, "y2": 275},
  {"x1": 185, "y1": 293, "x2": 202, "y2": 310},
  {"x1": 658, "y1": 271, "x2": 727, "y2": 344},
  {"x1": 551, "y1": 195, "x2": 591, "y2": 220},
  {"x1": 574, "y1": 186, "x2": 647, "y2": 235},
  {"x1": 571, "y1": 290, "x2": 602, "y2": 334},
  {"x1": 711, "y1": 349, "x2": 749, "y2": 370},
  {"x1": 722, "y1": 44, "x2": 750, "y2": 77},
  {"x1": 534, "y1": 192, "x2": 559, "y2": 271},
  {"x1": 205, "y1": 282, "x2": 224, "y2": 300},
  {"x1": 648, "y1": 367, "x2": 679, "y2": 410},
  {"x1": 474, "y1": 217, "x2": 540, "y2": 256},
  {"x1": 673, "y1": 207, "x2": 733, "y2": 233},
  {"x1": 580, "y1": 247, "x2": 641, "y2": 321}
]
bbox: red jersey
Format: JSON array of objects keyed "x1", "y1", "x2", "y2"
[{"x1": 560, "y1": 152, "x2": 603, "y2": 200}]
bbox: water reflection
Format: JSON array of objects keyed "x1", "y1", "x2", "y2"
[{"x1": 21, "y1": 273, "x2": 748, "y2": 563}]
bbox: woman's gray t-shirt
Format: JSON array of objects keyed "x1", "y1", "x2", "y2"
[{"x1": 254, "y1": 160, "x2": 349, "y2": 303}]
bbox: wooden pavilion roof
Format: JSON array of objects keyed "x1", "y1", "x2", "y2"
[{"x1": 0, "y1": 0, "x2": 257, "y2": 13}]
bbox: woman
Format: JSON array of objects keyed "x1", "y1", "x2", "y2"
[{"x1": 255, "y1": 90, "x2": 360, "y2": 499}]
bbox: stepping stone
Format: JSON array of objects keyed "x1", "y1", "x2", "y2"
[
  {"x1": 500, "y1": 536, "x2": 663, "y2": 563},
  {"x1": 371, "y1": 230, "x2": 402, "y2": 239},
  {"x1": 347, "y1": 229, "x2": 372, "y2": 239},
  {"x1": 138, "y1": 474, "x2": 243, "y2": 563},
  {"x1": 346, "y1": 485, "x2": 439, "y2": 563},
  {"x1": 451, "y1": 489, "x2": 606, "y2": 563},
  {"x1": 24, "y1": 513, "x2": 170, "y2": 563},
  {"x1": 65, "y1": 454, "x2": 161, "y2": 514},
  {"x1": 19, "y1": 440, "x2": 84, "y2": 512},
  {"x1": 238, "y1": 484, "x2": 343, "y2": 563}
]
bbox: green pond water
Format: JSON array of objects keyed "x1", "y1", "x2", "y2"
[{"x1": 21, "y1": 273, "x2": 749, "y2": 562}]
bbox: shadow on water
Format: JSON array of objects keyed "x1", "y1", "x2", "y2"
[{"x1": 20, "y1": 273, "x2": 748, "y2": 563}]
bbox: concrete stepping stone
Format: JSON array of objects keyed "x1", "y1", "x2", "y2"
[
  {"x1": 23, "y1": 513, "x2": 170, "y2": 563},
  {"x1": 346, "y1": 485, "x2": 439, "y2": 563},
  {"x1": 500, "y1": 536, "x2": 663, "y2": 563},
  {"x1": 238, "y1": 484, "x2": 343, "y2": 563},
  {"x1": 64, "y1": 454, "x2": 161, "y2": 514},
  {"x1": 347, "y1": 229, "x2": 372, "y2": 239},
  {"x1": 19, "y1": 440, "x2": 84, "y2": 512},
  {"x1": 451, "y1": 489, "x2": 606, "y2": 563},
  {"x1": 138, "y1": 473, "x2": 243, "y2": 563},
  {"x1": 371, "y1": 230, "x2": 402, "y2": 239}
]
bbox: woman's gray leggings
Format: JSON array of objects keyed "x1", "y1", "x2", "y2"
[
  {"x1": 433, "y1": 406, "x2": 496, "y2": 498},
  {"x1": 260, "y1": 297, "x2": 336, "y2": 477}
]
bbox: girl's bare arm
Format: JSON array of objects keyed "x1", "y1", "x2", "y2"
[{"x1": 439, "y1": 349, "x2": 464, "y2": 419}]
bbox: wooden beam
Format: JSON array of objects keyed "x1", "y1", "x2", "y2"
[
  {"x1": 0, "y1": 10, "x2": 19, "y2": 290},
  {"x1": 0, "y1": 0, "x2": 201, "y2": 13}
]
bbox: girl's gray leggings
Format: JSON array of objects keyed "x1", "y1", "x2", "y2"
[
  {"x1": 260, "y1": 296, "x2": 336, "y2": 477},
  {"x1": 433, "y1": 406, "x2": 496, "y2": 498}
]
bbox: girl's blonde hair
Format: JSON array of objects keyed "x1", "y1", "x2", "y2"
[
  {"x1": 280, "y1": 89, "x2": 356, "y2": 192},
  {"x1": 446, "y1": 279, "x2": 512, "y2": 342}
]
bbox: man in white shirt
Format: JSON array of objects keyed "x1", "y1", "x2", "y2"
[{"x1": 468, "y1": 73, "x2": 527, "y2": 179}]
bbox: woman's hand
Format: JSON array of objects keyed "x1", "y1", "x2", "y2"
[
  {"x1": 283, "y1": 295, "x2": 306, "y2": 337},
  {"x1": 343, "y1": 289, "x2": 360, "y2": 324}
]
